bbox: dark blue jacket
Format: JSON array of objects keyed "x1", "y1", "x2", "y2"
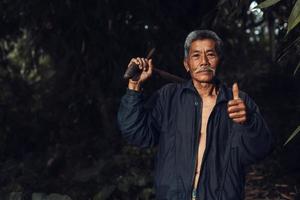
[{"x1": 117, "y1": 80, "x2": 272, "y2": 200}]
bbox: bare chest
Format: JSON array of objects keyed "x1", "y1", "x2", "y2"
[{"x1": 193, "y1": 97, "x2": 217, "y2": 190}]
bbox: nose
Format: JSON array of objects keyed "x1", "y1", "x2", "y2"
[{"x1": 200, "y1": 54, "x2": 209, "y2": 66}]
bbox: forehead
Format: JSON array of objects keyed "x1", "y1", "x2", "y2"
[{"x1": 189, "y1": 39, "x2": 216, "y2": 52}]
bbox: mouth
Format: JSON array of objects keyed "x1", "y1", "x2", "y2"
[{"x1": 196, "y1": 69, "x2": 213, "y2": 73}]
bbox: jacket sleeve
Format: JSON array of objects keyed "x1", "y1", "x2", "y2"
[
  {"x1": 117, "y1": 88, "x2": 163, "y2": 148},
  {"x1": 232, "y1": 92, "x2": 273, "y2": 166}
]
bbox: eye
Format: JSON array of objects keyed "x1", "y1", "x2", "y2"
[
  {"x1": 192, "y1": 54, "x2": 199, "y2": 58},
  {"x1": 207, "y1": 53, "x2": 216, "y2": 58}
]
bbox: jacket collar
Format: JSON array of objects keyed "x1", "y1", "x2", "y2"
[{"x1": 181, "y1": 78, "x2": 229, "y2": 104}]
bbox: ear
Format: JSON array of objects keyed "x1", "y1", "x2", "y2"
[{"x1": 183, "y1": 59, "x2": 189, "y2": 72}]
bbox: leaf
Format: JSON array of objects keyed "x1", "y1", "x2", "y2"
[
  {"x1": 256, "y1": 0, "x2": 281, "y2": 9},
  {"x1": 287, "y1": 0, "x2": 300, "y2": 34},
  {"x1": 293, "y1": 61, "x2": 300, "y2": 76},
  {"x1": 284, "y1": 125, "x2": 300, "y2": 146}
]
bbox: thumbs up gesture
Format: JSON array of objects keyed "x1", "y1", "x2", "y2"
[{"x1": 227, "y1": 83, "x2": 247, "y2": 124}]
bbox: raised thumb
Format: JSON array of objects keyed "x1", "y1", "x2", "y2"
[{"x1": 232, "y1": 82, "x2": 239, "y2": 100}]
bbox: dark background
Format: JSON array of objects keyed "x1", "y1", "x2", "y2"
[{"x1": 0, "y1": 0, "x2": 299, "y2": 199}]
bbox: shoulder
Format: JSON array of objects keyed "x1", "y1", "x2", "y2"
[
  {"x1": 158, "y1": 82, "x2": 181, "y2": 98},
  {"x1": 148, "y1": 82, "x2": 184, "y2": 108}
]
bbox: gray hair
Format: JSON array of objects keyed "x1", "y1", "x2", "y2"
[{"x1": 184, "y1": 30, "x2": 224, "y2": 59}]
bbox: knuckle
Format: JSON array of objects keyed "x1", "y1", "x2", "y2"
[{"x1": 232, "y1": 106, "x2": 239, "y2": 112}]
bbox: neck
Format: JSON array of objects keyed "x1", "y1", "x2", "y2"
[{"x1": 192, "y1": 80, "x2": 218, "y2": 98}]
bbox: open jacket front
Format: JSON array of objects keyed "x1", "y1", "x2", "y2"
[{"x1": 117, "y1": 80, "x2": 273, "y2": 200}]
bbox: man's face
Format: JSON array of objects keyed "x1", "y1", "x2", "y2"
[{"x1": 184, "y1": 39, "x2": 220, "y2": 83}]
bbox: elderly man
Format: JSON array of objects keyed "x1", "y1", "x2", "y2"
[{"x1": 117, "y1": 30, "x2": 272, "y2": 200}]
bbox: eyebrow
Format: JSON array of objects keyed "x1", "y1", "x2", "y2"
[{"x1": 191, "y1": 49, "x2": 216, "y2": 54}]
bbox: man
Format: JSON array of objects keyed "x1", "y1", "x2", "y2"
[{"x1": 117, "y1": 30, "x2": 272, "y2": 200}]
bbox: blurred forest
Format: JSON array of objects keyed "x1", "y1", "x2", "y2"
[{"x1": 0, "y1": 0, "x2": 299, "y2": 199}]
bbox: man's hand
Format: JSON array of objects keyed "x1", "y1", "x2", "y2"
[
  {"x1": 227, "y1": 83, "x2": 247, "y2": 124},
  {"x1": 128, "y1": 57, "x2": 153, "y2": 91}
]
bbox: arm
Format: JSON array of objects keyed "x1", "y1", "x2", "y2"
[
  {"x1": 232, "y1": 92, "x2": 273, "y2": 166},
  {"x1": 117, "y1": 88, "x2": 162, "y2": 148},
  {"x1": 117, "y1": 57, "x2": 162, "y2": 148}
]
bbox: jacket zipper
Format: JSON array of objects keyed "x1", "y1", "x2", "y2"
[
  {"x1": 190, "y1": 96, "x2": 202, "y2": 196},
  {"x1": 190, "y1": 96, "x2": 219, "y2": 198}
]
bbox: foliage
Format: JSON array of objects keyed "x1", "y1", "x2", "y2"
[
  {"x1": 257, "y1": 0, "x2": 300, "y2": 144},
  {"x1": 257, "y1": 0, "x2": 300, "y2": 34},
  {"x1": 287, "y1": 0, "x2": 300, "y2": 34},
  {"x1": 256, "y1": 0, "x2": 282, "y2": 9},
  {"x1": 0, "y1": 0, "x2": 299, "y2": 199},
  {"x1": 284, "y1": 125, "x2": 300, "y2": 146}
]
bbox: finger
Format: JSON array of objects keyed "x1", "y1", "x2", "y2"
[
  {"x1": 233, "y1": 116, "x2": 247, "y2": 124},
  {"x1": 129, "y1": 58, "x2": 139, "y2": 67},
  {"x1": 227, "y1": 104, "x2": 246, "y2": 113},
  {"x1": 228, "y1": 106, "x2": 242, "y2": 113},
  {"x1": 232, "y1": 82, "x2": 239, "y2": 100},
  {"x1": 141, "y1": 58, "x2": 147, "y2": 70},
  {"x1": 136, "y1": 57, "x2": 143, "y2": 69},
  {"x1": 228, "y1": 110, "x2": 246, "y2": 118},
  {"x1": 227, "y1": 99, "x2": 243, "y2": 106},
  {"x1": 148, "y1": 59, "x2": 153, "y2": 74}
]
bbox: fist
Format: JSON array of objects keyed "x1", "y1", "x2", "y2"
[
  {"x1": 227, "y1": 83, "x2": 247, "y2": 124},
  {"x1": 128, "y1": 57, "x2": 153, "y2": 84}
]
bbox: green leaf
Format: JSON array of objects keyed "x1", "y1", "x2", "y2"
[
  {"x1": 256, "y1": 0, "x2": 281, "y2": 9},
  {"x1": 287, "y1": 0, "x2": 300, "y2": 34},
  {"x1": 284, "y1": 125, "x2": 300, "y2": 146},
  {"x1": 293, "y1": 61, "x2": 300, "y2": 76}
]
